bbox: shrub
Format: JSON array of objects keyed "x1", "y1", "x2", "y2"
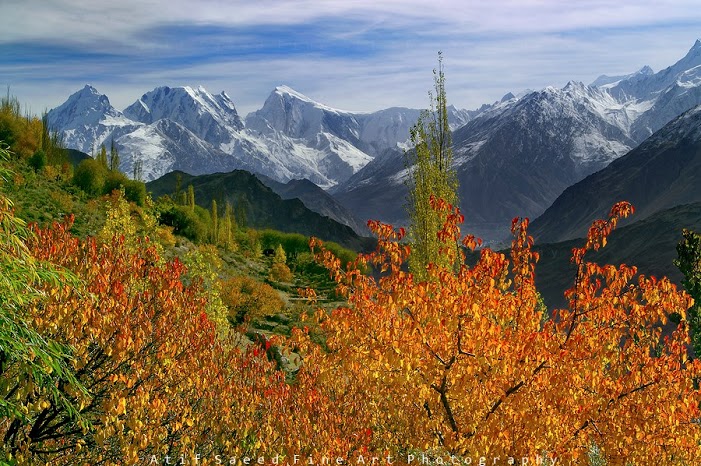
[
  {"x1": 73, "y1": 158, "x2": 107, "y2": 195},
  {"x1": 221, "y1": 275, "x2": 284, "y2": 324},
  {"x1": 28, "y1": 149, "x2": 46, "y2": 172},
  {"x1": 158, "y1": 205, "x2": 208, "y2": 243}
]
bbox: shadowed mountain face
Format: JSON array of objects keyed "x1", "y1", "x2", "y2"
[
  {"x1": 530, "y1": 105, "x2": 701, "y2": 244},
  {"x1": 146, "y1": 170, "x2": 375, "y2": 252},
  {"x1": 527, "y1": 202, "x2": 701, "y2": 310},
  {"x1": 254, "y1": 174, "x2": 369, "y2": 236}
]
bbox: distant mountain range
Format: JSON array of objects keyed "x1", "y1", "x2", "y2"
[
  {"x1": 47, "y1": 40, "x2": 701, "y2": 243},
  {"x1": 334, "y1": 40, "x2": 701, "y2": 241},
  {"x1": 47, "y1": 84, "x2": 470, "y2": 189}
]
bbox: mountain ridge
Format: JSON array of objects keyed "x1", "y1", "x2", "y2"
[
  {"x1": 529, "y1": 104, "x2": 701, "y2": 243},
  {"x1": 46, "y1": 40, "x2": 701, "y2": 242}
]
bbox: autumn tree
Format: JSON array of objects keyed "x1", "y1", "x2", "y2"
[
  {"x1": 1, "y1": 206, "x2": 372, "y2": 464},
  {"x1": 306, "y1": 199, "x2": 701, "y2": 464},
  {"x1": 0, "y1": 144, "x2": 87, "y2": 463},
  {"x1": 222, "y1": 275, "x2": 284, "y2": 324},
  {"x1": 269, "y1": 243, "x2": 293, "y2": 282},
  {"x1": 406, "y1": 53, "x2": 458, "y2": 279}
]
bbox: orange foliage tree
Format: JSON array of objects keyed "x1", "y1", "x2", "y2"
[
  {"x1": 1, "y1": 216, "x2": 363, "y2": 464},
  {"x1": 304, "y1": 197, "x2": 701, "y2": 464}
]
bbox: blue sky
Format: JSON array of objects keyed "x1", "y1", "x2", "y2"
[{"x1": 1, "y1": 0, "x2": 700, "y2": 116}]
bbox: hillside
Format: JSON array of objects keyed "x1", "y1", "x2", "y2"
[
  {"x1": 531, "y1": 202, "x2": 701, "y2": 309},
  {"x1": 255, "y1": 173, "x2": 369, "y2": 236},
  {"x1": 146, "y1": 170, "x2": 375, "y2": 252},
  {"x1": 530, "y1": 105, "x2": 701, "y2": 243}
]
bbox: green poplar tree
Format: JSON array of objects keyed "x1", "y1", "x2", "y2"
[
  {"x1": 187, "y1": 185, "x2": 195, "y2": 212},
  {"x1": 220, "y1": 201, "x2": 237, "y2": 251},
  {"x1": 211, "y1": 199, "x2": 218, "y2": 244},
  {"x1": 406, "y1": 52, "x2": 459, "y2": 279},
  {"x1": 132, "y1": 158, "x2": 143, "y2": 181},
  {"x1": 109, "y1": 138, "x2": 120, "y2": 172},
  {"x1": 96, "y1": 143, "x2": 108, "y2": 168}
]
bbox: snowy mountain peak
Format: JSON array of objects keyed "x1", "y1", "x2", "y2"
[
  {"x1": 274, "y1": 85, "x2": 311, "y2": 101},
  {"x1": 123, "y1": 85, "x2": 244, "y2": 139},
  {"x1": 500, "y1": 92, "x2": 516, "y2": 103},
  {"x1": 78, "y1": 84, "x2": 100, "y2": 97},
  {"x1": 272, "y1": 85, "x2": 353, "y2": 114},
  {"x1": 590, "y1": 65, "x2": 654, "y2": 88},
  {"x1": 638, "y1": 65, "x2": 655, "y2": 76},
  {"x1": 691, "y1": 39, "x2": 701, "y2": 52},
  {"x1": 672, "y1": 38, "x2": 701, "y2": 70},
  {"x1": 46, "y1": 84, "x2": 122, "y2": 130}
]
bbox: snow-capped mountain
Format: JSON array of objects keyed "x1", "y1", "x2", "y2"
[
  {"x1": 47, "y1": 85, "x2": 242, "y2": 180},
  {"x1": 590, "y1": 65, "x2": 654, "y2": 88},
  {"x1": 245, "y1": 86, "x2": 474, "y2": 187},
  {"x1": 48, "y1": 84, "x2": 474, "y2": 188},
  {"x1": 47, "y1": 85, "x2": 141, "y2": 156},
  {"x1": 530, "y1": 103, "x2": 701, "y2": 243},
  {"x1": 333, "y1": 40, "x2": 701, "y2": 242},
  {"x1": 124, "y1": 86, "x2": 244, "y2": 142},
  {"x1": 46, "y1": 40, "x2": 701, "y2": 242}
]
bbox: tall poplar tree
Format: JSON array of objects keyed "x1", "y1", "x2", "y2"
[
  {"x1": 407, "y1": 53, "x2": 458, "y2": 279},
  {"x1": 96, "y1": 143, "x2": 108, "y2": 168},
  {"x1": 211, "y1": 199, "x2": 218, "y2": 244},
  {"x1": 109, "y1": 138, "x2": 120, "y2": 172},
  {"x1": 187, "y1": 185, "x2": 195, "y2": 212}
]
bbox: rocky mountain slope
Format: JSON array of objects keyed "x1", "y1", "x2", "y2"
[
  {"x1": 530, "y1": 104, "x2": 701, "y2": 243},
  {"x1": 333, "y1": 40, "x2": 701, "y2": 241},
  {"x1": 146, "y1": 170, "x2": 375, "y2": 252}
]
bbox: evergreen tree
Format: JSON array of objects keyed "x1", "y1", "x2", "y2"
[
  {"x1": 28, "y1": 149, "x2": 46, "y2": 172},
  {"x1": 406, "y1": 53, "x2": 458, "y2": 279},
  {"x1": 675, "y1": 229, "x2": 701, "y2": 356}
]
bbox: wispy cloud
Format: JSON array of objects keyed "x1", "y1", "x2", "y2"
[{"x1": 1, "y1": 0, "x2": 700, "y2": 115}]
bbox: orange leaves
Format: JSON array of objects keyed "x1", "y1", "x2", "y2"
[
  {"x1": 6, "y1": 218, "x2": 277, "y2": 462},
  {"x1": 297, "y1": 200, "x2": 701, "y2": 463},
  {"x1": 7, "y1": 196, "x2": 701, "y2": 464}
]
